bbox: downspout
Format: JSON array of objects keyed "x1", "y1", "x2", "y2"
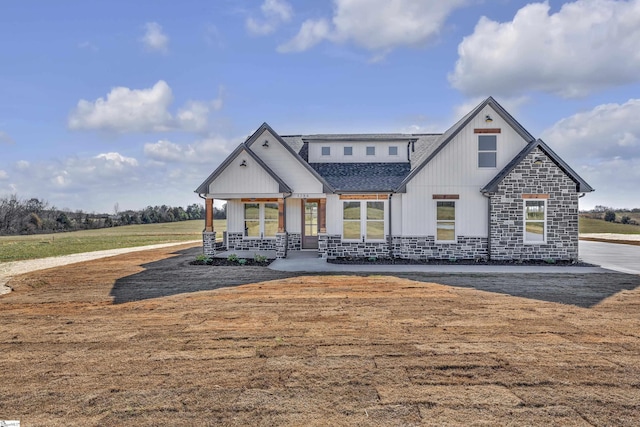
[
  {"x1": 388, "y1": 193, "x2": 394, "y2": 259},
  {"x1": 481, "y1": 191, "x2": 491, "y2": 261},
  {"x1": 198, "y1": 193, "x2": 207, "y2": 232},
  {"x1": 283, "y1": 192, "x2": 292, "y2": 257}
]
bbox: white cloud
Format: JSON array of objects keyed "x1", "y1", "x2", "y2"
[
  {"x1": 68, "y1": 81, "x2": 222, "y2": 133},
  {"x1": 15, "y1": 160, "x2": 30, "y2": 170},
  {"x1": 277, "y1": 19, "x2": 331, "y2": 53},
  {"x1": 78, "y1": 41, "x2": 98, "y2": 51},
  {"x1": 246, "y1": 0, "x2": 293, "y2": 35},
  {"x1": 279, "y1": 0, "x2": 466, "y2": 54},
  {"x1": 542, "y1": 99, "x2": 640, "y2": 208},
  {"x1": 141, "y1": 22, "x2": 169, "y2": 53},
  {"x1": 144, "y1": 136, "x2": 231, "y2": 164},
  {"x1": 94, "y1": 152, "x2": 139, "y2": 170},
  {"x1": 450, "y1": 0, "x2": 640, "y2": 98},
  {"x1": 0, "y1": 170, "x2": 8, "y2": 180},
  {"x1": 0, "y1": 131, "x2": 14, "y2": 144}
]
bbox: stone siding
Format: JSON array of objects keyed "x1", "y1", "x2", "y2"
[
  {"x1": 203, "y1": 231, "x2": 225, "y2": 257},
  {"x1": 288, "y1": 233, "x2": 302, "y2": 251},
  {"x1": 226, "y1": 232, "x2": 277, "y2": 251},
  {"x1": 319, "y1": 234, "x2": 390, "y2": 259},
  {"x1": 318, "y1": 234, "x2": 487, "y2": 260},
  {"x1": 489, "y1": 147, "x2": 579, "y2": 261},
  {"x1": 392, "y1": 236, "x2": 488, "y2": 260}
]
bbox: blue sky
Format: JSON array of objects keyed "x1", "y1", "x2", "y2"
[{"x1": 1, "y1": 0, "x2": 639, "y2": 212}]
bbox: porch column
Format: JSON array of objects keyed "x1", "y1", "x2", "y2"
[
  {"x1": 319, "y1": 198, "x2": 326, "y2": 233},
  {"x1": 205, "y1": 198, "x2": 214, "y2": 232},
  {"x1": 278, "y1": 199, "x2": 285, "y2": 233}
]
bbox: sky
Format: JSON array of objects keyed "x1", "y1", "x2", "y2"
[{"x1": 1, "y1": 0, "x2": 639, "y2": 213}]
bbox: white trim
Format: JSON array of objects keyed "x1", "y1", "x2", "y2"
[
  {"x1": 523, "y1": 199, "x2": 547, "y2": 244},
  {"x1": 243, "y1": 202, "x2": 278, "y2": 240},
  {"x1": 341, "y1": 200, "x2": 387, "y2": 242},
  {"x1": 478, "y1": 134, "x2": 498, "y2": 169},
  {"x1": 435, "y1": 200, "x2": 457, "y2": 243}
]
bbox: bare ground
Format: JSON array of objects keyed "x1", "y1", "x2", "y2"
[{"x1": 1, "y1": 243, "x2": 640, "y2": 426}]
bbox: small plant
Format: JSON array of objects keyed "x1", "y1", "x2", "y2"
[
  {"x1": 449, "y1": 257, "x2": 457, "y2": 263},
  {"x1": 227, "y1": 253, "x2": 239, "y2": 262},
  {"x1": 195, "y1": 254, "x2": 209, "y2": 262},
  {"x1": 237, "y1": 258, "x2": 247, "y2": 265},
  {"x1": 254, "y1": 254, "x2": 268, "y2": 263},
  {"x1": 543, "y1": 258, "x2": 556, "y2": 264},
  {"x1": 367, "y1": 256, "x2": 377, "y2": 262}
]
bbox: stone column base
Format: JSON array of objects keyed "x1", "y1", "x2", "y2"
[{"x1": 203, "y1": 231, "x2": 217, "y2": 257}]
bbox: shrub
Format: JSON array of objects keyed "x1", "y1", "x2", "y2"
[
  {"x1": 604, "y1": 210, "x2": 616, "y2": 222},
  {"x1": 237, "y1": 258, "x2": 247, "y2": 265},
  {"x1": 621, "y1": 215, "x2": 631, "y2": 224},
  {"x1": 254, "y1": 254, "x2": 268, "y2": 263},
  {"x1": 367, "y1": 256, "x2": 377, "y2": 262},
  {"x1": 543, "y1": 258, "x2": 556, "y2": 264},
  {"x1": 227, "y1": 254, "x2": 239, "y2": 262}
]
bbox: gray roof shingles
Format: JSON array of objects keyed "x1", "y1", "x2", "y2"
[{"x1": 308, "y1": 162, "x2": 411, "y2": 192}]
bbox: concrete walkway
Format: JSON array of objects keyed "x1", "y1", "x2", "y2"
[{"x1": 269, "y1": 250, "x2": 610, "y2": 274}]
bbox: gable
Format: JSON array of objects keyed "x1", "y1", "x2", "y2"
[
  {"x1": 195, "y1": 145, "x2": 291, "y2": 195},
  {"x1": 396, "y1": 97, "x2": 535, "y2": 192},
  {"x1": 246, "y1": 125, "x2": 329, "y2": 194},
  {"x1": 482, "y1": 139, "x2": 594, "y2": 193}
]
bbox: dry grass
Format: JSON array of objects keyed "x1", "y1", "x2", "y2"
[{"x1": 1, "y1": 245, "x2": 639, "y2": 426}]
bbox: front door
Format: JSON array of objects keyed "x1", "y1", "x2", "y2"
[{"x1": 302, "y1": 200, "x2": 318, "y2": 249}]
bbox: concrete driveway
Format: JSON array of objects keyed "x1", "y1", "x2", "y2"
[{"x1": 579, "y1": 240, "x2": 640, "y2": 274}]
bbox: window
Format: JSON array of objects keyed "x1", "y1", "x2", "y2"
[
  {"x1": 524, "y1": 200, "x2": 546, "y2": 243},
  {"x1": 321, "y1": 146, "x2": 331, "y2": 156},
  {"x1": 436, "y1": 201, "x2": 455, "y2": 241},
  {"x1": 244, "y1": 202, "x2": 278, "y2": 238},
  {"x1": 389, "y1": 146, "x2": 398, "y2": 156},
  {"x1": 343, "y1": 201, "x2": 361, "y2": 240},
  {"x1": 366, "y1": 146, "x2": 375, "y2": 156},
  {"x1": 342, "y1": 201, "x2": 386, "y2": 241},
  {"x1": 344, "y1": 146, "x2": 353, "y2": 156},
  {"x1": 478, "y1": 135, "x2": 497, "y2": 168}
]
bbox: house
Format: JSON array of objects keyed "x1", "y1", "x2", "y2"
[{"x1": 195, "y1": 97, "x2": 593, "y2": 261}]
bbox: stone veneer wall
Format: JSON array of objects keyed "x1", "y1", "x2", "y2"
[
  {"x1": 226, "y1": 232, "x2": 277, "y2": 251},
  {"x1": 319, "y1": 234, "x2": 389, "y2": 259},
  {"x1": 318, "y1": 234, "x2": 487, "y2": 260},
  {"x1": 202, "y1": 231, "x2": 226, "y2": 257},
  {"x1": 392, "y1": 236, "x2": 487, "y2": 260},
  {"x1": 489, "y1": 147, "x2": 579, "y2": 261},
  {"x1": 288, "y1": 233, "x2": 301, "y2": 251}
]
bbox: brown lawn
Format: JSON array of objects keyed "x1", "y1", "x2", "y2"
[{"x1": 1, "y1": 244, "x2": 639, "y2": 426}]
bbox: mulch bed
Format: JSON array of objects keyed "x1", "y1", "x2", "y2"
[
  {"x1": 190, "y1": 258, "x2": 274, "y2": 267},
  {"x1": 328, "y1": 257, "x2": 595, "y2": 267}
]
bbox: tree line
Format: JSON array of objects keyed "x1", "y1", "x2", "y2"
[
  {"x1": 0, "y1": 194, "x2": 226, "y2": 236},
  {"x1": 582, "y1": 205, "x2": 639, "y2": 225}
]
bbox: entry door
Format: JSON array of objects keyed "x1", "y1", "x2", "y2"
[{"x1": 302, "y1": 200, "x2": 319, "y2": 249}]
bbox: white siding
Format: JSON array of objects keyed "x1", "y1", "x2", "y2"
[
  {"x1": 325, "y1": 194, "x2": 342, "y2": 235},
  {"x1": 402, "y1": 105, "x2": 529, "y2": 237},
  {"x1": 286, "y1": 198, "x2": 302, "y2": 233},
  {"x1": 390, "y1": 193, "x2": 402, "y2": 235},
  {"x1": 308, "y1": 141, "x2": 409, "y2": 163},
  {"x1": 252, "y1": 130, "x2": 323, "y2": 193},
  {"x1": 227, "y1": 200, "x2": 244, "y2": 233},
  {"x1": 209, "y1": 149, "x2": 280, "y2": 195}
]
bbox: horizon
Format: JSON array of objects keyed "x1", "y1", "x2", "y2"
[{"x1": 2, "y1": 0, "x2": 640, "y2": 212}]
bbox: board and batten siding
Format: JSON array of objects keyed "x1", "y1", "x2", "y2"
[
  {"x1": 286, "y1": 198, "x2": 302, "y2": 233},
  {"x1": 307, "y1": 141, "x2": 409, "y2": 163},
  {"x1": 252, "y1": 130, "x2": 323, "y2": 193},
  {"x1": 208, "y1": 149, "x2": 281, "y2": 195},
  {"x1": 402, "y1": 105, "x2": 530, "y2": 237}
]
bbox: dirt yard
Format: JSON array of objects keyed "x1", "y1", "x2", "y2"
[{"x1": 1, "y1": 244, "x2": 639, "y2": 426}]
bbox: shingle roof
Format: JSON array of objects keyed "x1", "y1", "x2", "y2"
[
  {"x1": 482, "y1": 139, "x2": 594, "y2": 193},
  {"x1": 309, "y1": 162, "x2": 411, "y2": 192}
]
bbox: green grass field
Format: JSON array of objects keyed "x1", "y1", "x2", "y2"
[
  {"x1": 0, "y1": 220, "x2": 226, "y2": 262},
  {"x1": 579, "y1": 216, "x2": 640, "y2": 234}
]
